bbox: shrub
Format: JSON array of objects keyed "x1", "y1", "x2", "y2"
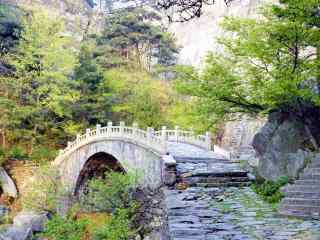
[
  {"x1": 40, "y1": 215, "x2": 87, "y2": 240},
  {"x1": 81, "y1": 172, "x2": 137, "y2": 213},
  {"x1": 31, "y1": 146, "x2": 57, "y2": 164},
  {"x1": 93, "y1": 208, "x2": 135, "y2": 240},
  {"x1": 252, "y1": 176, "x2": 289, "y2": 204},
  {"x1": 8, "y1": 146, "x2": 28, "y2": 160}
]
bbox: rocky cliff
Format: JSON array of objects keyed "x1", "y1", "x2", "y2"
[
  {"x1": 3, "y1": 0, "x2": 102, "y2": 41},
  {"x1": 168, "y1": 0, "x2": 273, "y2": 67}
]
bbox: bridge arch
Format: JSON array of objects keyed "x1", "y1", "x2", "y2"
[
  {"x1": 53, "y1": 122, "x2": 230, "y2": 194},
  {"x1": 75, "y1": 152, "x2": 125, "y2": 196},
  {"x1": 53, "y1": 137, "x2": 164, "y2": 194}
]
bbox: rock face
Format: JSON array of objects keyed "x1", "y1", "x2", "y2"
[
  {"x1": 252, "y1": 112, "x2": 314, "y2": 180},
  {"x1": 0, "y1": 211, "x2": 48, "y2": 240},
  {"x1": 3, "y1": 0, "x2": 101, "y2": 41},
  {"x1": 169, "y1": 0, "x2": 276, "y2": 67},
  {"x1": 13, "y1": 211, "x2": 48, "y2": 232},
  {"x1": 0, "y1": 167, "x2": 18, "y2": 198},
  {"x1": 217, "y1": 116, "x2": 266, "y2": 165}
]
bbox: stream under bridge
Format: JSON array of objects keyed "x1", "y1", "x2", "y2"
[{"x1": 53, "y1": 122, "x2": 231, "y2": 194}]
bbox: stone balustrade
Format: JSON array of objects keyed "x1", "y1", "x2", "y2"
[
  {"x1": 58, "y1": 122, "x2": 213, "y2": 158},
  {"x1": 154, "y1": 126, "x2": 212, "y2": 151}
]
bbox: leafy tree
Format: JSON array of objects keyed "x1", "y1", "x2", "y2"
[
  {"x1": 72, "y1": 43, "x2": 112, "y2": 128},
  {"x1": 0, "y1": 3, "x2": 21, "y2": 55},
  {"x1": 95, "y1": 7, "x2": 178, "y2": 70},
  {"x1": 105, "y1": 68, "x2": 171, "y2": 128},
  {"x1": 7, "y1": 8, "x2": 78, "y2": 153},
  {"x1": 176, "y1": 0, "x2": 320, "y2": 129}
]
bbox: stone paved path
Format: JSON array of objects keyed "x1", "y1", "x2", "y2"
[
  {"x1": 164, "y1": 143, "x2": 320, "y2": 240},
  {"x1": 167, "y1": 142, "x2": 225, "y2": 159}
]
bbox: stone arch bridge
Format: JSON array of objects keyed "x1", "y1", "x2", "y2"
[{"x1": 53, "y1": 122, "x2": 231, "y2": 194}]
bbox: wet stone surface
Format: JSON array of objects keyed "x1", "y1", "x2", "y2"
[
  {"x1": 164, "y1": 143, "x2": 320, "y2": 240},
  {"x1": 165, "y1": 187, "x2": 320, "y2": 240}
]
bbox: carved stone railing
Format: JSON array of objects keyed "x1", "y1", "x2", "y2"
[
  {"x1": 58, "y1": 122, "x2": 166, "y2": 158},
  {"x1": 57, "y1": 123, "x2": 214, "y2": 159},
  {"x1": 154, "y1": 126, "x2": 212, "y2": 151}
]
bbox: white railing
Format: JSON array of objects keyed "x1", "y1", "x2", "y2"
[
  {"x1": 154, "y1": 126, "x2": 212, "y2": 151},
  {"x1": 57, "y1": 122, "x2": 215, "y2": 159},
  {"x1": 58, "y1": 122, "x2": 166, "y2": 158}
]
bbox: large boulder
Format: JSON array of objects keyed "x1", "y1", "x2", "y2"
[
  {"x1": 0, "y1": 168, "x2": 18, "y2": 198},
  {"x1": 13, "y1": 211, "x2": 48, "y2": 232},
  {"x1": 252, "y1": 112, "x2": 314, "y2": 180},
  {"x1": 0, "y1": 226, "x2": 32, "y2": 240}
]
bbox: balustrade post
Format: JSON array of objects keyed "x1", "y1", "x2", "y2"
[
  {"x1": 96, "y1": 124, "x2": 101, "y2": 136},
  {"x1": 174, "y1": 126, "x2": 179, "y2": 142},
  {"x1": 59, "y1": 149, "x2": 64, "y2": 155},
  {"x1": 107, "y1": 121, "x2": 112, "y2": 136},
  {"x1": 205, "y1": 131, "x2": 212, "y2": 150},
  {"x1": 147, "y1": 127, "x2": 153, "y2": 141},
  {"x1": 132, "y1": 122, "x2": 138, "y2": 137},
  {"x1": 86, "y1": 129, "x2": 91, "y2": 139},
  {"x1": 67, "y1": 141, "x2": 72, "y2": 149},
  {"x1": 161, "y1": 126, "x2": 167, "y2": 141},
  {"x1": 76, "y1": 134, "x2": 80, "y2": 142},
  {"x1": 120, "y1": 121, "x2": 125, "y2": 136},
  {"x1": 189, "y1": 127, "x2": 194, "y2": 138},
  {"x1": 161, "y1": 126, "x2": 168, "y2": 153}
]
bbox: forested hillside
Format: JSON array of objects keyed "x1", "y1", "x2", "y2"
[
  {"x1": 1, "y1": 0, "x2": 320, "y2": 239},
  {"x1": 0, "y1": 2, "x2": 197, "y2": 165}
]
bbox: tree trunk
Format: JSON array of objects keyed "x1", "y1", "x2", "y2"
[
  {"x1": 0, "y1": 128, "x2": 5, "y2": 149},
  {"x1": 29, "y1": 124, "x2": 38, "y2": 155}
]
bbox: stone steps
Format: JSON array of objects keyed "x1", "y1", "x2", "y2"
[
  {"x1": 303, "y1": 168, "x2": 320, "y2": 174},
  {"x1": 185, "y1": 171, "x2": 248, "y2": 178},
  {"x1": 279, "y1": 156, "x2": 320, "y2": 218},
  {"x1": 279, "y1": 204, "x2": 320, "y2": 218},
  {"x1": 282, "y1": 198, "x2": 320, "y2": 206},
  {"x1": 300, "y1": 173, "x2": 320, "y2": 180},
  {"x1": 183, "y1": 176, "x2": 250, "y2": 185},
  {"x1": 284, "y1": 184, "x2": 320, "y2": 192},
  {"x1": 174, "y1": 157, "x2": 229, "y2": 163},
  {"x1": 308, "y1": 163, "x2": 320, "y2": 168},
  {"x1": 278, "y1": 208, "x2": 319, "y2": 219},
  {"x1": 285, "y1": 191, "x2": 320, "y2": 199},
  {"x1": 294, "y1": 179, "x2": 320, "y2": 185},
  {"x1": 194, "y1": 182, "x2": 251, "y2": 188}
]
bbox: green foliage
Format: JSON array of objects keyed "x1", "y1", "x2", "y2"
[
  {"x1": 30, "y1": 146, "x2": 57, "y2": 164},
  {"x1": 0, "y1": 148, "x2": 5, "y2": 165},
  {"x1": 81, "y1": 171, "x2": 137, "y2": 213},
  {"x1": 94, "y1": 7, "x2": 178, "y2": 70},
  {"x1": 1, "y1": 7, "x2": 79, "y2": 156},
  {"x1": 72, "y1": 43, "x2": 112, "y2": 127},
  {"x1": 105, "y1": 68, "x2": 171, "y2": 129},
  {"x1": 252, "y1": 176, "x2": 289, "y2": 203},
  {"x1": 176, "y1": 0, "x2": 320, "y2": 123},
  {"x1": 40, "y1": 215, "x2": 87, "y2": 240},
  {"x1": 22, "y1": 165, "x2": 67, "y2": 213},
  {"x1": 0, "y1": 3, "x2": 21, "y2": 54},
  {"x1": 8, "y1": 146, "x2": 28, "y2": 160},
  {"x1": 93, "y1": 208, "x2": 135, "y2": 240}
]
